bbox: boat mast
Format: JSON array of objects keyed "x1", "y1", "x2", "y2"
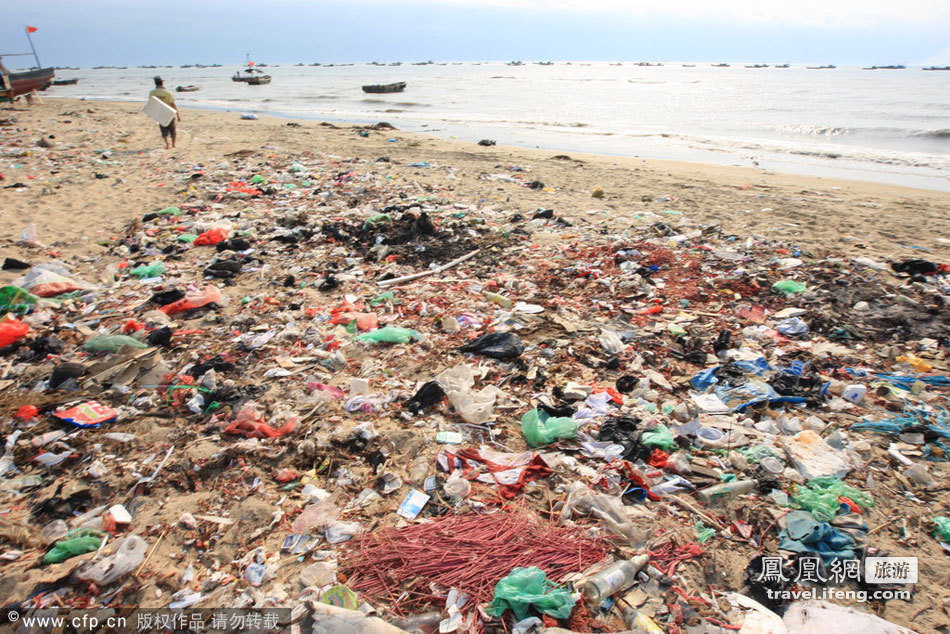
[{"x1": 24, "y1": 26, "x2": 41, "y2": 69}]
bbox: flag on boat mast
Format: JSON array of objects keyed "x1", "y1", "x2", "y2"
[
  {"x1": 24, "y1": 25, "x2": 41, "y2": 68},
  {"x1": 26, "y1": 26, "x2": 38, "y2": 33}
]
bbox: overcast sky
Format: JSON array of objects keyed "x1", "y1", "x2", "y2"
[{"x1": 4, "y1": 0, "x2": 949, "y2": 67}]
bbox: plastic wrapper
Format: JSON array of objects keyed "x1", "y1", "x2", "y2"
[
  {"x1": 934, "y1": 516, "x2": 950, "y2": 542},
  {"x1": 0, "y1": 285, "x2": 39, "y2": 315},
  {"x1": 129, "y1": 262, "x2": 167, "y2": 278},
  {"x1": 43, "y1": 529, "x2": 103, "y2": 564},
  {"x1": 224, "y1": 401, "x2": 297, "y2": 438},
  {"x1": 641, "y1": 424, "x2": 675, "y2": 451},
  {"x1": 772, "y1": 279, "x2": 807, "y2": 296},
  {"x1": 521, "y1": 408, "x2": 577, "y2": 447},
  {"x1": 561, "y1": 484, "x2": 642, "y2": 544},
  {"x1": 486, "y1": 566, "x2": 575, "y2": 620}
]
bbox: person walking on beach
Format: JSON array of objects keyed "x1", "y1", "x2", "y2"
[{"x1": 148, "y1": 76, "x2": 181, "y2": 149}]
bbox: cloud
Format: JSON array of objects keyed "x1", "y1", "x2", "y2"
[{"x1": 376, "y1": 0, "x2": 950, "y2": 28}]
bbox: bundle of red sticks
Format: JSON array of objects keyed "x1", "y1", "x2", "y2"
[{"x1": 341, "y1": 509, "x2": 608, "y2": 618}]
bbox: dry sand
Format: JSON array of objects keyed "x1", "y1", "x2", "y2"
[{"x1": 1, "y1": 98, "x2": 948, "y2": 263}]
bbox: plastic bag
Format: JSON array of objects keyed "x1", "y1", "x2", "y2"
[
  {"x1": 355, "y1": 327, "x2": 422, "y2": 344},
  {"x1": 0, "y1": 319, "x2": 30, "y2": 348},
  {"x1": 521, "y1": 408, "x2": 577, "y2": 447},
  {"x1": 43, "y1": 529, "x2": 103, "y2": 564},
  {"x1": 793, "y1": 476, "x2": 874, "y2": 522},
  {"x1": 0, "y1": 285, "x2": 39, "y2": 315},
  {"x1": 75, "y1": 535, "x2": 147, "y2": 585},
  {"x1": 129, "y1": 262, "x2": 167, "y2": 278},
  {"x1": 194, "y1": 227, "x2": 229, "y2": 246},
  {"x1": 84, "y1": 335, "x2": 148, "y2": 353},
  {"x1": 561, "y1": 484, "x2": 642, "y2": 543},
  {"x1": 458, "y1": 332, "x2": 524, "y2": 359},
  {"x1": 934, "y1": 516, "x2": 950, "y2": 542},
  {"x1": 224, "y1": 401, "x2": 297, "y2": 438},
  {"x1": 772, "y1": 280, "x2": 807, "y2": 296},
  {"x1": 160, "y1": 285, "x2": 224, "y2": 315},
  {"x1": 436, "y1": 364, "x2": 506, "y2": 424},
  {"x1": 641, "y1": 424, "x2": 675, "y2": 451},
  {"x1": 487, "y1": 566, "x2": 575, "y2": 620}
]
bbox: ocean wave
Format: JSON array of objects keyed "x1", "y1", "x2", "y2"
[{"x1": 911, "y1": 129, "x2": 950, "y2": 139}]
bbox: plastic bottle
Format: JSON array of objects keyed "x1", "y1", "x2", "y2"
[
  {"x1": 695, "y1": 480, "x2": 757, "y2": 504},
  {"x1": 483, "y1": 291, "x2": 513, "y2": 309},
  {"x1": 623, "y1": 609, "x2": 663, "y2": 632},
  {"x1": 160, "y1": 285, "x2": 224, "y2": 315},
  {"x1": 577, "y1": 554, "x2": 649, "y2": 604}
]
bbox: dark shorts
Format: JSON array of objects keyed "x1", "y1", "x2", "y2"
[{"x1": 160, "y1": 120, "x2": 176, "y2": 138}]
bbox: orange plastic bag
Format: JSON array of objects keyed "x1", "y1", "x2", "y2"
[{"x1": 194, "y1": 228, "x2": 228, "y2": 246}]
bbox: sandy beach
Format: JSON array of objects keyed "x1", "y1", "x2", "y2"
[
  {"x1": 2, "y1": 98, "x2": 948, "y2": 262},
  {"x1": 0, "y1": 97, "x2": 948, "y2": 632}
]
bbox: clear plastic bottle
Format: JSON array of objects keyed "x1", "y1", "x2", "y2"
[
  {"x1": 577, "y1": 554, "x2": 649, "y2": 604},
  {"x1": 695, "y1": 479, "x2": 757, "y2": 504}
]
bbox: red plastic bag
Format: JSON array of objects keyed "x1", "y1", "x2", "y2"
[
  {"x1": 193, "y1": 228, "x2": 228, "y2": 246},
  {"x1": 0, "y1": 319, "x2": 29, "y2": 347}
]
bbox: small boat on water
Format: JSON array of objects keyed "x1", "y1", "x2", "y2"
[
  {"x1": 52, "y1": 78, "x2": 79, "y2": 85},
  {"x1": 806, "y1": 65, "x2": 836, "y2": 69},
  {"x1": 774, "y1": 64, "x2": 790, "y2": 68},
  {"x1": 922, "y1": 66, "x2": 950, "y2": 71},
  {"x1": 711, "y1": 63, "x2": 730, "y2": 67},
  {"x1": 176, "y1": 85, "x2": 200, "y2": 92},
  {"x1": 863, "y1": 65, "x2": 905, "y2": 70},
  {"x1": 232, "y1": 54, "x2": 272, "y2": 84},
  {"x1": 745, "y1": 64, "x2": 769, "y2": 68},
  {"x1": 361, "y1": 81, "x2": 406, "y2": 94}
]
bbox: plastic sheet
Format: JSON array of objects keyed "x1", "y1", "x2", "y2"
[{"x1": 486, "y1": 566, "x2": 575, "y2": 620}]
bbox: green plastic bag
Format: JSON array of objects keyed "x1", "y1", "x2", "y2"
[
  {"x1": 487, "y1": 566, "x2": 575, "y2": 621},
  {"x1": 793, "y1": 476, "x2": 873, "y2": 522},
  {"x1": 934, "y1": 516, "x2": 950, "y2": 542},
  {"x1": 369, "y1": 291, "x2": 395, "y2": 306},
  {"x1": 355, "y1": 327, "x2": 422, "y2": 344},
  {"x1": 158, "y1": 206, "x2": 181, "y2": 216},
  {"x1": 641, "y1": 424, "x2": 675, "y2": 451},
  {"x1": 85, "y1": 335, "x2": 148, "y2": 353},
  {"x1": 737, "y1": 444, "x2": 779, "y2": 463},
  {"x1": 43, "y1": 529, "x2": 103, "y2": 564},
  {"x1": 521, "y1": 409, "x2": 577, "y2": 448},
  {"x1": 363, "y1": 213, "x2": 392, "y2": 229},
  {"x1": 129, "y1": 262, "x2": 166, "y2": 278},
  {"x1": 0, "y1": 285, "x2": 39, "y2": 315},
  {"x1": 694, "y1": 521, "x2": 716, "y2": 543},
  {"x1": 250, "y1": 174, "x2": 265, "y2": 184},
  {"x1": 288, "y1": 162, "x2": 306, "y2": 173},
  {"x1": 772, "y1": 280, "x2": 807, "y2": 296},
  {"x1": 177, "y1": 233, "x2": 198, "y2": 243}
]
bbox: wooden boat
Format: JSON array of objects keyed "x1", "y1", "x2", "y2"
[
  {"x1": 246, "y1": 75, "x2": 270, "y2": 85},
  {"x1": 774, "y1": 64, "x2": 790, "y2": 68},
  {"x1": 923, "y1": 66, "x2": 950, "y2": 71},
  {"x1": 52, "y1": 78, "x2": 79, "y2": 85},
  {"x1": 361, "y1": 81, "x2": 406, "y2": 94},
  {"x1": 745, "y1": 64, "x2": 769, "y2": 68},
  {"x1": 0, "y1": 65, "x2": 55, "y2": 102},
  {"x1": 863, "y1": 65, "x2": 905, "y2": 70},
  {"x1": 176, "y1": 85, "x2": 200, "y2": 92},
  {"x1": 806, "y1": 65, "x2": 836, "y2": 69},
  {"x1": 232, "y1": 68, "x2": 271, "y2": 83},
  {"x1": 712, "y1": 63, "x2": 730, "y2": 67}
]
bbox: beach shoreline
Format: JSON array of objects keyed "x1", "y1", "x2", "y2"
[{"x1": 2, "y1": 98, "x2": 948, "y2": 262}]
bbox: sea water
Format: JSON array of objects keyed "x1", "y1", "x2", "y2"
[{"x1": 49, "y1": 62, "x2": 950, "y2": 190}]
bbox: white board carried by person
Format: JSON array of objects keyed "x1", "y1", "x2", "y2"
[{"x1": 145, "y1": 76, "x2": 181, "y2": 148}]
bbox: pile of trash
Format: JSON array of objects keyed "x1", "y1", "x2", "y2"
[{"x1": 0, "y1": 142, "x2": 947, "y2": 633}]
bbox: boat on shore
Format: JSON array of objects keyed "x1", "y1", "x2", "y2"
[
  {"x1": 1, "y1": 64, "x2": 55, "y2": 101},
  {"x1": 176, "y1": 85, "x2": 200, "y2": 92},
  {"x1": 52, "y1": 78, "x2": 79, "y2": 85},
  {"x1": 362, "y1": 81, "x2": 406, "y2": 94}
]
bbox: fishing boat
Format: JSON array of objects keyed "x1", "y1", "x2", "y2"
[
  {"x1": 863, "y1": 65, "x2": 905, "y2": 70},
  {"x1": 232, "y1": 54, "x2": 272, "y2": 84},
  {"x1": 922, "y1": 66, "x2": 950, "y2": 71},
  {"x1": 745, "y1": 64, "x2": 769, "y2": 68},
  {"x1": 774, "y1": 64, "x2": 790, "y2": 68},
  {"x1": 0, "y1": 27, "x2": 55, "y2": 101},
  {"x1": 176, "y1": 85, "x2": 200, "y2": 92},
  {"x1": 361, "y1": 81, "x2": 406, "y2": 94},
  {"x1": 52, "y1": 78, "x2": 78, "y2": 85},
  {"x1": 711, "y1": 63, "x2": 730, "y2": 67},
  {"x1": 806, "y1": 65, "x2": 836, "y2": 69}
]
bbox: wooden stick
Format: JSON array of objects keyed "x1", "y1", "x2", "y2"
[
  {"x1": 377, "y1": 249, "x2": 480, "y2": 287},
  {"x1": 135, "y1": 529, "x2": 166, "y2": 577},
  {"x1": 669, "y1": 495, "x2": 727, "y2": 530}
]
